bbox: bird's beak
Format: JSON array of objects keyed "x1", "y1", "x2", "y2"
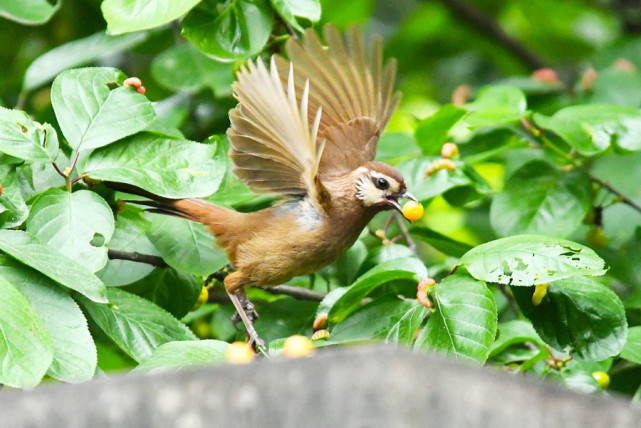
[
  {"x1": 385, "y1": 191, "x2": 419, "y2": 219},
  {"x1": 403, "y1": 191, "x2": 419, "y2": 203}
]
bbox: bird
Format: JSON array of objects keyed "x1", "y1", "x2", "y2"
[{"x1": 122, "y1": 24, "x2": 416, "y2": 349}]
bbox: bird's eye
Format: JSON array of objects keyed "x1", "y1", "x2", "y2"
[{"x1": 375, "y1": 177, "x2": 389, "y2": 190}]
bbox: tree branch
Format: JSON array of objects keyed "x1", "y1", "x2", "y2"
[
  {"x1": 107, "y1": 249, "x2": 167, "y2": 267},
  {"x1": 434, "y1": 0, "x2": 546, "y2": 70},
  {"x1": 264, "y1": 285, "x2": 326, "y2": 302},
  {"x1": 589, "y1": 173, "x2": 641, "y2": 214},
  {"x1": 394, "y1": 212, "x2": 420, "y2": 258}
]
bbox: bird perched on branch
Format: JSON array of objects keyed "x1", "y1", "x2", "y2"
[{"x1": 124, "y1": 25, "x2": 416, "y2": 349}]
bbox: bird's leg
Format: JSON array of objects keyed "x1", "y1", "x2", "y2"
[{"x1": 224, "y1": 272, "x2": 266, "y2": 351}]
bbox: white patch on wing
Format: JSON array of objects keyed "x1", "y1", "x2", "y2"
[{"x1": 296, "y1": 198, "x2": 324, "y2": 231}]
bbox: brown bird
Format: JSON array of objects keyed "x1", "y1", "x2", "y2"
[{"x1": 126, "y1": 25, "x2": 415, "y2": 349}]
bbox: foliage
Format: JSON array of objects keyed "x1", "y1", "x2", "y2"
[{"x1": 0, "y1": 0, "x2": 640, "y2": 399}]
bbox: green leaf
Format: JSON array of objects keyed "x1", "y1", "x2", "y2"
[
  {"x1": 0, "y1": 107, "x2": 58, "y2": 162},
  {"x1": 0, "y1": 230, "x2": 108, "y2": 303},
  {"x1": 513, "y1": 276, "x2": 627, "y2": 360},
  {"x1": 587, "y1": 68, "x2": 641, "y2": 108},
  {"x1": 489, "y1": 319, "x2": 544, "y2": 358},
  {"x1": 465, "y1": 85, "x2": 527, "y2": 128},
  {"x1": 0, "y1": 0, "x2": 60, "y2": 25},
  {"x1": 271, "y1": 0, "x2": 321, "y2": 31},
  {"x1": 414, "y1": 273, "x2": 497, "y2": 364},
  {"x1": 460, "y1": 235, "x2": 607, "y2": 286},
  {"x1": 182, "y1": 0, "x2": 274, "y2": 61},
  {"x1": 415, "y1": 104, "x2": 466, "y2": 155},
  {"x1": 410, "y1": 226, "x2": 472, "y2": 258},
  {"x1": 490, "y1": 161, "x2": 591, "y2": 238},
  {"x1": 135, "y1": 340, "x2": 229, "y2": 372},
  {"x1": 80, "y1": 287, "x2": 196, "y2": 363},
  {"x1": 83, "y1": 133, "x2": 225, "y2": 198},
  {"x1": 374, "y1": 133, "x2": 422, "y2": 164},
  {"x1": 535, "y1": 105, "x2": 641, "y2": 155},
  {"x1": 324, "y1": 240, "x2": 367, "y2": 286},
  {"x1": 23, "y1": 31, "x2": 149, "y2": 92},
  {"x1": 0, "y1": 274, "x2": 52, "y2": 388},
  {"x1": 328, "y1": 257, "x2": 427, "y2": 324},
  {"x1": 620, "y1": 326, "x2": 641, "y2": 364},
  {"x1": 147, "y1": 215, "x2": 227, "y2": 277},
  {"x1": 151, "y1": 43, "x2": 234, "y2": 96},
  {"x1": 102, "y1": 0, "x2": 202, "y2": 34},
  {"x1": 254, "y1": 297, "x2": 318, "y2": 344},
  {"x1": 97, "y1": 207, "x2": 159, "y2": 286},
  {"x1": 330, "y1": 296, "x2": 426, "y2": 346},
  {"x1": 0, "y1": 257, "x2": 96, "y2": 383},
  {"x1": 0, "y1": 165, "x2": 29, "y2": 229},
  {"x1": 51, "y1": 67, "x2": 156, "y2": 151},
  {"x1": 123, "y1": 267, "x2": 201, "y2": 319},
  {"x1": 26, "y1": 189, "x2": 115, "y2": 273}
]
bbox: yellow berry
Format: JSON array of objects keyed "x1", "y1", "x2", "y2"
[
  {"x1": 192, "y1": 286, "x2": 209, "y2": 311},
  {"x1": 592, "y1": 371, "x2": 610, "y2": 389},
  {"x1": 225, "y1": 341, "x2": 255, "y2": 364},
  {"x1": 402, "y1": 200, "x2": 424, "y2": 221},
  {"x1": 532, "y1": 283, "x2": 548, "y2": 306},
  {"x1": 282, "y1": 335, "x2": 314, "y2": 358}
]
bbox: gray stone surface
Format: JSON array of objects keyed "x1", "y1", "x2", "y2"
[{"x1": 1, "y1": 346, "x2": 639, "y2": 428}]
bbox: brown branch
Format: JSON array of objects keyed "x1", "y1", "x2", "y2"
[
  {"x1": 107, "y1": 249, "x2": 167, "y2": 267},
  {"x1": 394, "y1": 212, "x2": 420, "y2": 258},
  {"x1": 589, "y1": 173, "x2": 641, "y2": 214},
  {"x1": 434, "y1": 0, "x2": 546, "y2": 70},
  {"x1": 264, "y1": 285, "x2": 326, "y2": 302}
]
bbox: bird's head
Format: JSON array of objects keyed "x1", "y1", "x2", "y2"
[{"x1": 355, "y1": 161, "x2": 418, "y2": 216}]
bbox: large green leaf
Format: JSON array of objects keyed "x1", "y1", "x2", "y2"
[
  {"x1": 0, "y1": 165, "x2": 29, "y2": 229},
  {"x1": 254, "y1": 297, "x2": 318, "y2": 344},
  {"x1": 147, "y1": 215, "x2": 227, "y2": 277},
  {"x1": 83, "y1": 133, "x2": 225, "y2": 198},
  {"x1": 414, "y1": 104, "x2": 466, "y2": 155},
  {"x1": 0, "y1": 107, "x2": 58, "y2": 162},
  {"x1": 0, "y1": 257, "x2": 96, "y2": 383},
  {"x1": 182, "y1": 0, "x2": 274, "y2": 61},
  {"x1": 135, "y1": 340, "x2": 229, "y2": 372},
  {"x1": 621, "y1": 326, "x2": 641, "y2": 364},
  {"x1": 0, "y1": 0, "x2": 59, "y2": 24},
  {"x1": 414, "y1": 273, "x2": 498, "y2": 364},
  {"x1": 328, "y1": 257, "x2": 427, "y2": 324},
  {"x1": 0, "y1": 230, "x2": 108, "y2": 302},
  {"x1": 460, "y1": 235, "x2": 607, "y2": 286},
  {"x1": 151, "y1": 43, "x2": 233, "y2": 95},
  {"x1": 465, "y1": 85, "x2": 527, "y2": 128},
  {"x1": 80, "y1": 287, "x2": 196, "y2": 363},
  {"x1": 535, "y1": 105, "x2": 641, "y2": 155},
  {"x1": 23, "y1": 31, "x2": 149, "y2": 92},
  {"x1": 489, "y1": 319, "x2": 545, "y2": 358},
  {"x1": 26, "y1": 189, "x2": 115, "y2": 273},
  {"x1": 51, "y1": 67, "x2": 156, "y2": 151},
  {"x1": 409, "y1": 226, "x2": 472, "y2": 258},
  {"x1": 513, "y1": 276, "x2": 627, "y2": 360},
  {"x1": 330, "y1": 296, "x2": 427, "y2": 346},
  {"x1": 490, "y1": 161, "x2": 591, "y2": 238},
  {"x1": 102, "y1": 0, "x2": 201, "y2": 34}
]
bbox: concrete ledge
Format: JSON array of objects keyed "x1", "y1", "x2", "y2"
[{"x1": 1, "y1": 346, "x2": 640, "y2": 428}]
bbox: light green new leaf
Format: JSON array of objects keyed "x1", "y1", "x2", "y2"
[
  {"x1": 460, "y1": 235, "x2": 607, "y2": 286},
  {"x1": 51, "y1": 67, "x2": 156, "y2": 151},
  {"x1": 490, "y1": 160, "x2": 591, "y2": 238},
  {"x1": 27, "y1": 189, "x2": 115, "y2": 273},
  {"x1": 135, "y1": 340, "x2": 229, "y2": 373},
  {"x1": 23, "y1": 31, "x2": 149, "y2": 92},
  {"x1": 0, "y1": 230, "x2": 108, "y2": 303},
  {"x1": 0, "y1": 107, "x2": 58, "y2": 162},
  {"x1": 0, "y1": 275, "x2": 52, "y2": 388},
  {"x1": 147, "y1": 215, "x2": 227, "y2": 277},
  {"x1": 415, "y1": 104, "x2": 467, "y2": 155},
  {"x1": 415, "y1": 274, "x2": 497, "y2": 364},
  {"x1": 621, "y1": 326, "x2": 641, "y2": 364},
  {"x1": 513, "y1": 276, "x2": 627, "y2": 360},
  {"x1": 84, "y1": 133, "x2": 226, "y2": 198},
  {"x1": 102, "y1": 0, "x2": 201, "y2": 34},
  {"x1": 0, "y1": 257, "x2": 96, "y2": 383},
  {"x1": 328, "y1": 257, "x2": 427, "y2": 324},
  {"x1": 182, "y1": 0, "x2": 274, "y2": 61},
  {"x1": 80, "y1": 287, "x2": 196, "y2": 363},
  {"x1": 0, "y1": 0, "x2": 60, "y2": 25}
]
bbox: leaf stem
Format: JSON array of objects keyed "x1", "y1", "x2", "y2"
[
  {"x1": 496, "y1": 283, "x2": 519, "y2": 316},
  {"x1": 394, "y1": 212, "x2": 420, "y2": 258}
]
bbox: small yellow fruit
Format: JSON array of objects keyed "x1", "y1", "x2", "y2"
[
  {"x1": 402, "y1": 200, "x2": 424, "y2": 221},
  {"x1": 532, "y1": 283, "x2": 549, "y2": 306},
  {"x1": 282, "y1": 335, "x2": 314, "y2": 358},
  {"x1": 225, "y1": 341, "x2": 255, "y2": 364},
  {"x1": 592, "y1": 371, "x2": 610, "y2": 389},
  {"x1": 192, "y1": 286, "x2": 209, "y2": 311}
]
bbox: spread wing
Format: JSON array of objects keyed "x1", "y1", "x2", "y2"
[
  {"x1": 227, "y1": 57, "x2": 326, "y2": 208},
  {"x1": 274, "y1": 24, "x2": 402, "y2": 177}
]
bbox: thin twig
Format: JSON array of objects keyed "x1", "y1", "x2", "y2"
[
  {"x1": 69, "y1": 151, "x2": 80, "y2": 174},
  {"x1": 434, "y1": 0, "x2": 546, "y2": 70},
  {"x1": 496, "y1": 283, "x2": 519, "y2": 316},
  {"x1": 107, "y1": 249, "x2": 167, "y2": 267},
  {"x1": 589, "y1": 173, "x2": 641, "y2": 214},
  {"x1": 264, "y1": 285, "x2": 326, "y2": 301},
  {"x1": 15, "y1": 93, "x2": 26, "y2": 110},
  {"x1": 394, "y1": 212, "x2": 420, "y2": 258},
  {"x1": 51, "y1": 162, "x2": 66, "y2": 178}
]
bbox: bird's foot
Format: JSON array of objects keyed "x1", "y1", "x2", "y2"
[{"x1": 227, "y1": 289, "x2": 266, "y2": 352}]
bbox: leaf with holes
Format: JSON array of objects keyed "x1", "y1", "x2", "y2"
[
  {"x1": 27, "y1": 189, "x2": 114, "y2": 273},
  {"x1": 460, "y1": 235, "x2": 607, "y2": 286},
  {"x1": 51, "y1": 67, "x2": 155, "y2": 151},
  {"x1": 414, "y1": 273, "x2": 497, "y2": 364}
]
